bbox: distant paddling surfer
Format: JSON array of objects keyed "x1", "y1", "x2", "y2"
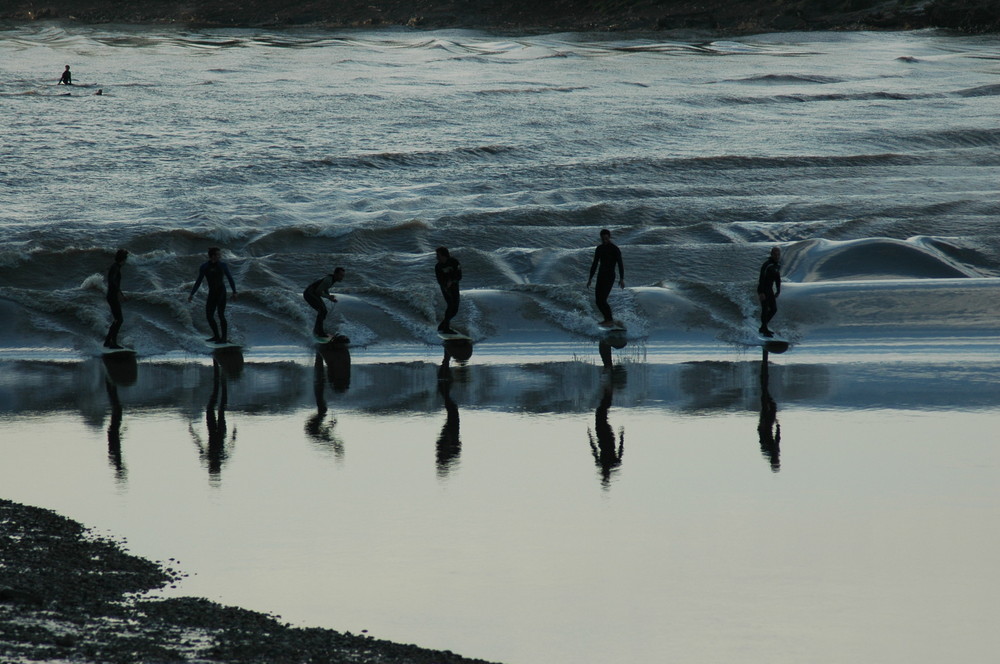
[
  {"x1": 304, "y1": 267, "x2": 345, "y2": 339},
  {"x1": 586, "y1": 229, "x2": 625, "y2": 327},
  {"x1": 435, "y1": 247, "x2": 462, "y2": 334},
  {"x1": 58, "y1": 65, "x2": 72, "y2": 85},
  {"x1": 189, "y1": 247, "x2": 238, "y2": 344},
  {"x1": 103, "y1": 249, "x2": 128, "y2": 349},
  {"x1": 757, "y1": 246, "x2": 782, "y2": 337}
]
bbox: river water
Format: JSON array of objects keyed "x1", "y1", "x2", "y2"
[{"x1": 2, "y1": 24, "x2": 1000, "y2": 664}]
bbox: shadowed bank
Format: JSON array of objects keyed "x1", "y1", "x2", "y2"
[{"x1": 4, "y1": 0, "x2": 999, "y2": 33}]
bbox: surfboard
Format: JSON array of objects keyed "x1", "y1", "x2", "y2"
[
  {"x1": 596, "y1": 318, "x2": 626, "y2": 331},
  {"x1": 755, "y1": 335, "x2": 790, "y2": 353},
  {"x1": 314, "y1": 334, "x2": 350, "y2": 345},
  {"x1": 437, "y1": 331, "x2": 472, "y2": 341},
  {"x1": 101, "y1": 346, "x2": 135, "y2": 356},
  {"x1": 206, "y1": 341, "x2": 242, "y2": 351}
]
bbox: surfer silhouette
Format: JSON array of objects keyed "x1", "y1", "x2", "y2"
[
  {"x1": 586, "y1": 229, "x2": 625, "y2": 327},
  {"x1": 57, "y1": 65, "x2": 72, "y2": 85},
  {"x1": 757, "y1": 246, "x2": 781, "y2": 337},
  {"x1": 435, "y1": 247, "x2": 462, "y2": 334},
  {"x1": 304, "y1": 267, "x2": 345, "y2": 338},
  {"x1": 189, "y1": 247, "x2": 238, "y2": 344},
  {"x1": 103, "y1": 249, "x2": 128, "y2": 349}
]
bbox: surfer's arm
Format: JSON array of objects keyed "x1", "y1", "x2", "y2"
[
  {"x1": 188, "y1": 264, "x2": 206, "y2": 300},
  {"x1": 587, "y1": 249, "x2": 599, "y2": 284},
  {"x1": 223, "y1": 263, "x2": 237, "y2": 295}
]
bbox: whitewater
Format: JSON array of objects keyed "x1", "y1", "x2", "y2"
[{"x1": 3, "y1": 26, "x2": 999, "y2": 356}]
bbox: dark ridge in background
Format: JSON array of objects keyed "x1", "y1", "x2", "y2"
[{"x1": 4, "y1": 0, "x2": 999, "y2": 33}]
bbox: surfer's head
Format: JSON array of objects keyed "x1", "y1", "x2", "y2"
[
  {"x1": 770, "y1": 246, "x2": 781, "y2": 261},
  {"x1": 436, "y1": 246, "x2": 450, "y2": 262},
  {"x1": 208, "y1": 247, "x2": 221, "y2": 262},
  {"x1": 600, "y1": 229, "x2": 612, "y2": 243},
  {"x1": 114, "y1": 248, "x2": 128, "y2": 263},
  {"x1": 333, "y1": 267, "x2": 345, "y2": 281}
]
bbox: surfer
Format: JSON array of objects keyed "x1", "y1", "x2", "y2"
[
  {"x1": 757, "y1": 246, "x2": 782, "y2": 337},
  {"x1": 586, "y1": 229, "x2": 625, "y2": 327},
  {"x1": 435, "y1": 247, "x2": 462, "y2": 334},
  {"x1": 57, "y1": 65, "x2": 72, "y2": 85},
  {"x1": 188, "y1": 247, "x2": 238, "y2": 344},
  {"x1": 103, "y1": 249, "x2": 128, "y2": 349},
  {"x1": 303, "y1": 267, "x2": 345, "y2": 338}
]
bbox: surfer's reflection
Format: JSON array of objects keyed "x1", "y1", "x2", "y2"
[
  {"x1": 190, "y1": 358, "x2": 237, "y2": 484},
  {"x1": 588, "y1": 360, "x2": 626, "y2": 489},
  {"x1": 758, "y1": 349, "x2": 781, "y2": 472},
  {"x1": 436, "y1": 339, "x2": 472, "y2": 478},
  {"x1": 104, "y1": 376, "x2": 126, "y2": 483},
  {"x1": 305, "y1": 344, "x2": 351, "y2": 458},
  {"x1": 102, "y1": 355, "x2": 136, "y2": 484}
]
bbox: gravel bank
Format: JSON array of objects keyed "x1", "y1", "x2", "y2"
[{"x1": 0, "y1": 499, "x2": 497, "y2": 664}]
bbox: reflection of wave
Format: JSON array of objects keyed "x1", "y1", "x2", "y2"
[{"x1": 6, "y1": 357, "x2": 1000, "y2": 417}]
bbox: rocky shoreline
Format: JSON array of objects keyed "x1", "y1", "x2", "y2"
[
  {"x1": 2, "y1": 0, "x2": 999, "y2": 34},
  {"x1": 0, "y1": 498, "x2": 496, "y2": 664}
]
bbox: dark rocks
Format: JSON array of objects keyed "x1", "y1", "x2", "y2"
[{"x1": 0, "y1": 498, "x2": 496, "y2": 664}]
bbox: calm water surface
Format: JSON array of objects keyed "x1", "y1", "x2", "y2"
[{"x1": 1, "y1": 350, "x2": 1000, "y2": 663}]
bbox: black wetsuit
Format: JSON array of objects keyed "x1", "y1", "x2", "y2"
[
  {"x1": 104, "y1": 261, "x2": 123, "y2": 347},
  {"x1": 757, "y1": 257, "x2": 781, "y2": 332},
  {"x1": 191, "y1": 260, "x2": 237, "y2": 342},
  {"x1": 304, "y1": 274, "x2": 337, "y2": 337},
  {"x1": 58, "y1": 68, "x2": 72, "y2": 85},
  {"x1": 589, "y1": 242, "x2": 624, "y2": 322},
  {"x1": 435, "y1": 257, "x2": 462, "y2": 332}
]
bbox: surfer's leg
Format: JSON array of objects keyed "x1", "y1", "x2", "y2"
[
  {"x1": 217, "y1": 294, "x2": 229, "y2": 342},
  {"x1": 759, "y1": 292, "x2": 777, "y2": 333},
  {"x1": 440, "y1": 286, "x2": 460, "y2": 331},
  {"x1": 304, "y1": 289, "x2": 327, "y2": 336},
  {"x1": 595, "y1": 276, "x2": 614, "y2": 322},
  {"x1": 205, "y1": 295, "x2": 221, "y2": 341},
  {"x1": 105, "y1": 295, "x2": 123, "y2": 346}
]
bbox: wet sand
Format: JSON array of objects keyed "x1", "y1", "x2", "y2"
[{"x1": 0, "y1": 498, "x2": 496, "y2": 664}]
